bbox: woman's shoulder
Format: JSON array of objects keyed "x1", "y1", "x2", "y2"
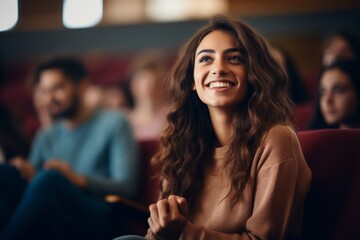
[
  {"x1": 256, "y1": 124, "x2": 301, "y2": 166},
  {"x1": 264, "y1": 124, "x2": 297, "y2": 142}
]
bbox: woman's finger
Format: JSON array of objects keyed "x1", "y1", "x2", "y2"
[
  {"x1": 149, "y1": 204, "x2": 160, "y2": 225},
  {"x1": 148, "y1": 217, "x2": 154, "y2": 230},
  {"x1": 176, "y1": 196, "x2": 188, "y2": 217},
  {"x1": 156, "y1": 199, "x2": 170, "y2": 225},
  {"x1": 168, "y1": 195, "x2": 180, "y2": 217}
]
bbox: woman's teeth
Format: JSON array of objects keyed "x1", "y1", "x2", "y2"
[{"x1": 209, "y1": 82, "x2": 231, "y2": 88}]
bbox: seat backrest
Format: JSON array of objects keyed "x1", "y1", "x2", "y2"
[
  {"x1": 293, "y1": 102, "x2": 314, "y2": 131},
  {"x1": 137, "y1": 139, "x2": 160, "y2": 206},
  {"x1": 298, "y1": 129, "x2": 360, "y2": 240}
]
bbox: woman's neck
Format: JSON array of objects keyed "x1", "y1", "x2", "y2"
[
  {"x1": 136, "y1": 98, "x2": 163, "y2": 113},
  {"x1": 208, "y1": 108, "x2": 235, "y2": 147}
]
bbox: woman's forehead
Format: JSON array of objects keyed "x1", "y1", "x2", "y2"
[{"x1": 196, "y1": 30, "x2": 240, "y2": 52}]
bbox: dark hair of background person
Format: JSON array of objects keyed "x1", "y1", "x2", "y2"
[
  {"x1": 104, "y1": 78, "x2": 135, "y2": 109},
  {"x1": 152, "y1": 15, "x2": 293, "y2": 208},
  {"x1": 0, "y1": 102, "x2": 30, "y2": 162},
  {"x1": 127, "y1": 51, "x2": 168, "y2": 80},
  {"x1": 117, "y1": 79, "x2": 134, "y2": 109},
  {"x1": 322, "y1": 31, "x2": 360, "y2": 65},
  {"x1": 275, "y1": 47, "x2": 309, "y2": 104},
  {"x1": 32, "y1": 57, "x2": 87, "y2": 87},
  {"x1": 309, "y1": 59, "x2": 360, "y2": 129}
]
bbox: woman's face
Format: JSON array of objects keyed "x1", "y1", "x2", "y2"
[
  {"x1": 320, "y1": 68, "x2": 358, "y2": 126},
  {"x1": 193, "y1": 30, "x2": 247, "y2": 112},
  {"x1": 131, "y1": 69, "x2": 159, "y2": 100}
]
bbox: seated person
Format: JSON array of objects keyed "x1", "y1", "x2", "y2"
[
  {"x1": 309, "y1": 59, "x2": 360, "y2": 129},
  {"x1": 126, "y1": 51, "x2": 171, "y2": 141},
  {"x1": 322, "y1": 31, "x2": 360, "y2": 67},
  {"x1": 115, "y1": 15, "x2": 311, "y2": 240},
  {"x1": 0, "y1": 57, "x2": 139, "y2": 240},
  {"x1": 0, "y1": 102, "x2": 30, "y2": 163}
]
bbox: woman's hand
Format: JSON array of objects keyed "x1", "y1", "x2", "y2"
[{"x1": 148, "y1": 195, "x2": 188, "y2": 240}]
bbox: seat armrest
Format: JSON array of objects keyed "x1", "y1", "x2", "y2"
[{"x1": 105, "y1": 195, "x2": 149, "y2": 213}]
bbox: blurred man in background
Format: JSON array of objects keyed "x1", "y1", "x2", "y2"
[{"x1": 0, "y1": 57, "x2": 139, "y2": 240}]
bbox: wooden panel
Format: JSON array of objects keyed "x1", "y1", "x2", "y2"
[
  {"x1": 228, "y1": 0, "x2": 360, "y2": 17},
  {"x1": 16, "y1": 0, "x2": 63, "y2": 31},
  {"x1": 11, "y1": 0, "x2": 360, "y2": 31}
]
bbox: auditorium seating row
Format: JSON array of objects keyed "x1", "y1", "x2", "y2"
[
  {"x1": 0, "y1": 56, "x2": 317, "y2": 141},
  {"x1": 107, "y1": 129, "x2": 360, "y2": 240}
]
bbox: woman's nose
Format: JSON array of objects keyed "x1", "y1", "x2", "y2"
[
  {"x1": 211, "y1": 59, "x2": 228, "y2": 76},
  {"x1": 323, "y1": 92, "x2": 334, "y2": 103}
]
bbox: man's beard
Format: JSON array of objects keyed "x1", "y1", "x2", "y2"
[{"x1": 52, "y1": 94, "x2": 80, "y2": 120}]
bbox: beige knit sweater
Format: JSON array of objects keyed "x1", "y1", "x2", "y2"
[{"x1": 149, "y1": 124, "x2": 312, "y2": 240}]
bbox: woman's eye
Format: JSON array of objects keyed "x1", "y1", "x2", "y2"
[
  {"x1": 228, "y1": 55, "x2": 243, "y2": 63},
  {"x1": 199, "y1": 56, "x2": 212, "y2": 63},
  {"x1": 333, "y1": 86, "x2": 345, "y2": 94}
]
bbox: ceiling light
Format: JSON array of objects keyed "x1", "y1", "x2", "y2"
[
  {"x1": 0, "y1": 0, "x2": 18, "y2": 31},
  {"x1": 63, "y1": 0, "x2": 103, "y2": 29}
]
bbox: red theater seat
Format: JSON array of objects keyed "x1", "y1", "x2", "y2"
[
  {"x1": 298, "y1": 129, "x2": 360, "y2": 240},
  {"x1": 106, "y1": 139, "x2": 160, "y2": 236},
  {"x1": 108, "y1": 130, "x2": 360, "y2": 239},
  {"x1": 293, "y1": 102, "x2": 314, "y2": 131}
]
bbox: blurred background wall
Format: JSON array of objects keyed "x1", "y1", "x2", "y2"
[{"x1": 1, "y1": 0, "x2": 360, "y2": 68}]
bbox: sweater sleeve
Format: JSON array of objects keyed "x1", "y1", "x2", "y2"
[
  {"x1": 179, "y1": 126, "x2": 310, "y2": 240},
  {"x1": 86, "y1": 114, "x2": 139, "y2": 199}
]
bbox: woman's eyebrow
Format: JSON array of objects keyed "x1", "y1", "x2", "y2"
[
  {"x1": 196, "y1": 49, "x2": 215, "y2": 56},
  {"x1": 196, "y1": 48, "x2": 241, "y2": 56},
  {"x1": 224, "y1": 48, "x2": 241, "y2": 54}
]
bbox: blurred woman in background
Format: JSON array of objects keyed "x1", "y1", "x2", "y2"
[
  {"x1": 127, "y1": 51, "x2": 171, "y2": 141},
  {"x1": 309, "y1": 59, "x2": 360, "y2": 129}
]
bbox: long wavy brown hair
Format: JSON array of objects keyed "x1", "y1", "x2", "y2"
[{"x1": 152, "y1": 15, "x2": 294, "y2": 208}]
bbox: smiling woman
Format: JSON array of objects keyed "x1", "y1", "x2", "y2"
[
  {"x1": 193, "y1": 30, "x2": 248, "y2": 119},
  {"x1": 114, "y1": 14, "x2": 311, "y2": 240}
]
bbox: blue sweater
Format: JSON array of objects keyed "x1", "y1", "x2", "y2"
[{"x1": 29, "y1": 109, "x2": 139, "y2": 199}]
